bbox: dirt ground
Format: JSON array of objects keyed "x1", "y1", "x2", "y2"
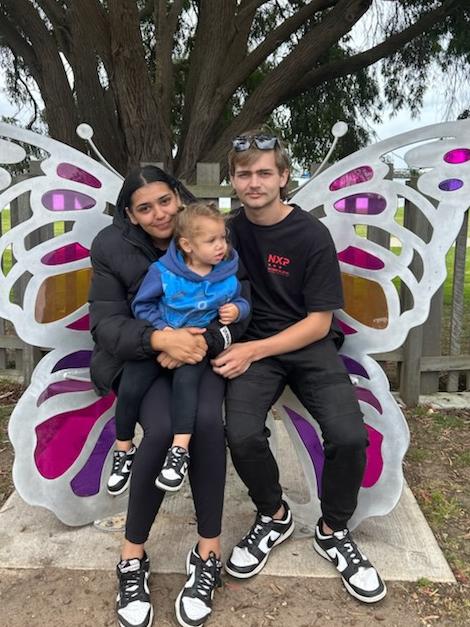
[{"x1": 0, "y1": 379, "x2": 469, "y2": 627}]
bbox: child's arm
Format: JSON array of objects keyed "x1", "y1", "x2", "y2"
[{"x1": 132, "y1": 264, "x2": 167, "y2": 329}]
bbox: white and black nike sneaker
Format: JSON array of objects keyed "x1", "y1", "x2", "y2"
[
  {"x1": 116, "y1": 552, "x2": 153, "y2": 627},
  {"x1": 225, "y1": 500, "x2": 294, "y2": 578},
  {"x1": 155, "y1": 446, "x2": 190, "y2": 491},
  {"x1": 175, "y1": 546, "x2": 222, "y2": 627},
  {"x1": 107, "y1": 446, "x2": 136, "y2": 495},
  {"x1": 313, "y1": 521, "x2": 387, "y2": 603}
]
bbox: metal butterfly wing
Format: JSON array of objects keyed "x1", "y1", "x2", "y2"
[
  {"x1": 271, "y1": 120, "x2": 470, "y2": 530},
  {"x1": 0, "y1": 123, "x2": 125, "y2": 524}
]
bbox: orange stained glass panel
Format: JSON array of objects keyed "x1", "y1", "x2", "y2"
[
  {"x1": 341, "y1": 273, "x2": 388, "y2": 329},
  {"x1": 35, "y1": 268, "x2": 92, "y2": 323}
]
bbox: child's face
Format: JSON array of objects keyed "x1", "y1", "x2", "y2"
[{"x1": 180, "y1": 216, "x2": 228, "y2": 268}]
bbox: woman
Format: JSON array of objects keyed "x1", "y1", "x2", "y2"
[{"x1": 89, "y1": 165, "x2": 248, "y2": 627}]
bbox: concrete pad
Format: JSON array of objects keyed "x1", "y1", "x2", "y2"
[
  {"x1": 0, "y1": 423, "x2": 454, "y2": 583},
  {"x1": 418, "y1": 392, "x2": 470, "y2": 409}
]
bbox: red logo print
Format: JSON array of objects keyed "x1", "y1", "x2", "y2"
[{"x1": 267, "y1": 252, "x2": 290, "y2": 276}]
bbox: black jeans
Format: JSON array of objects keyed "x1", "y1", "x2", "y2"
[
  {"x1": 225, "y1": 338, "x2": 368, "y2": 531},
  {"x1": 115, "y1": 358, "x2": 209, "y2": 440},
  {"x1": 125, "y1": 367, "x2": 226, "y2": 544}
]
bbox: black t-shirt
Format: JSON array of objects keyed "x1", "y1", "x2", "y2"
[{"x1": 228, "y1": 204, "x2": 344, "y2": 340}]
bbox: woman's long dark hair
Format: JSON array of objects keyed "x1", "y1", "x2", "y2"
[{"x1": 115, "y1": 165, "x2": 196, "y2": 217}]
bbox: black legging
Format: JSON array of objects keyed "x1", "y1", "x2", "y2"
[{"x1": 125, "y1": 365, "x2": 226, "y2": 545}]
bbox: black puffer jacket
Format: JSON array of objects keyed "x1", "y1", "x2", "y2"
[{"x1": 89, "y1": 206, "x2": 251, "y2": 396}]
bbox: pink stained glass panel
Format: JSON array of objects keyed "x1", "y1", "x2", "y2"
[
  {"x1": 57, "y1": 163, "x2": 102, "y2": 188},
  {"x1": 34, "y1": 395, "x2": 115, "y2": 479},
  {"x1": 41, "y1": 243, "x2": 90, "y2": 265},
  {"x1": 438, "y1": 178, "x2": 464, "y2": 192},
  {"x1": 443, "y1": 148, "x2": 470, "y2": 164},
  {"x1": 329, "y1": 166, "x2": 373, "y2": 191},
  {"x1": 42, "y1": 189, "x2": 96, "y2": 211},
  {"x1": 334, "y1": 193, "x2": 386, "y2": 215},
  {"x1": 337, "y1": 246, "x2": 385, "y2": 270},
  {"x1": 67, "y1": 314, "x2": 90, "y2": 331},
  {"x1": 362, "y1": 424, "x2": 384, "y2": 488}
]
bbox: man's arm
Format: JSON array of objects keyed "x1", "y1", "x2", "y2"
[{"x1": 211, "y1": 310, "x2": 332, "y2": 379}]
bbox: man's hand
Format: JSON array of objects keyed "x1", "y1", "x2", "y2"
[
  {"x1": 218, "y1": 303, "x2": 239, "y2": 325},
  {"x1": 211, "y1": 342, "x2": 256, "y2": 378},
  {"x1": 152, "y1": 327, "x2": 207, "y2": 364}
]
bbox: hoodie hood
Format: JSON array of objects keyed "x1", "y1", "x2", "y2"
[{"x1": 159, "y1": 239, "x2": 239, "y2": 282}]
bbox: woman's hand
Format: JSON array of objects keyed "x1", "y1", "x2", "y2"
[
  {"x1": 156, "y1": 353, "x2": 183, "y2": 369},
  {"x1": 151, "y1": 327, "x2": 207, "y2": 364},
  {"x1": 211, "y1": 342, "x2": 256, "y2": 378}
]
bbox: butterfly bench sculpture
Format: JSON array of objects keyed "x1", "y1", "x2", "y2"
[{"x1": 0, "y1": 121, "x2": 469, "y2": 528}]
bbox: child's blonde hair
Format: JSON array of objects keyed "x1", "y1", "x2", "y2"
[{"x1": 174, "y1": 201, "x2": 225, "y2": 242}]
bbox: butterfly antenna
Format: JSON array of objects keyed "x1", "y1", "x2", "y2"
[
  {"x1": 312, "y1": 121, "x2": 349, "y2": 179},
  {"x1": 288, "y1": 121, "x2": 349, "y2": 198},
  {"x1": 76, "y1": 124, "x2": 124, "y2": 180}
]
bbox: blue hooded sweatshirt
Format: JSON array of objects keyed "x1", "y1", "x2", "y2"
[{"x1": 132, "y1": 239, "x2": 250, "y2": 329}]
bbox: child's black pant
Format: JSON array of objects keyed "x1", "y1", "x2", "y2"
[{"x1": 115, "y1": 358, "x2": 209, "y2": 441}]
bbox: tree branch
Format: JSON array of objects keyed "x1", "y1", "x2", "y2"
[
  {"x1": 0, "y1": 8, "x2": 37, "y2": 69},
  {"x1": 292, "y1": 0, "x2": 461, "y2": 98},
  {"x1": 202, "y1": 0, "x2": 372, "y2": 167},
  {"x1": 35, "y1": 0, "x2": 66, "y2": 29},
  {"x1": 219, "y1": 0, "x2": 339, "y2": 103}
]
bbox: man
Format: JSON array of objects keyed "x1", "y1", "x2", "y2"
[{"x1": 212, "y1": 132, "x2": 386, "y2": 603}]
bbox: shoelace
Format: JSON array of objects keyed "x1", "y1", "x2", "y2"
[
  {"x1": 119, "y1": 569, "x2": 146, "y2": 604},
  {"x1": 112, "y1": 452, "x2": 126, "y2": 473},
  {"x1": 334, "y1": 530, "x2": 367, "y2": 567},
  {"x1": 240, "y1": 514, "x2": 270, "y2": 547},
  {"x1": 194, "y1": 553, "x2": 221, "y2": 599},
  {"x1": 166, "y1": 448, "x2": 186, "y2": 470}
]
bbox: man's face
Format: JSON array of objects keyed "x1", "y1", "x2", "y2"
[{"x1": 230, "y1": 151, "x2": 289, "y2": 212}]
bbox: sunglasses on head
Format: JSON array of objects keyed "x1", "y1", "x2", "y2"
[{"x1": 232, "y1": 134, "x2": 279, "y2": 152}]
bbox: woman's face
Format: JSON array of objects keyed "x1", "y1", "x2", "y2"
[{"x1": 126, "y1": 181, "x2": 180, "y2": 247}]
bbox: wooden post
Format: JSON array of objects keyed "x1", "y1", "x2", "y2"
[
  {"x1": 9, "y1": 166, "x2": 50, "y2": 384},
  {"x1": 447, "y1": 209, "x2": 469, "y2": 391},
  {"x1": 399, "y1": 178, "x2": 424, "y2": 405},
  {"x1": 0, "y1": 318, "x2": 6, "y2": 370},
  {"x1": 196, "y1": 162, "x2": 220, "y2": 186}
]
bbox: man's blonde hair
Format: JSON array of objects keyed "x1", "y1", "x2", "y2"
[{"x1": 228, "y1": 128, "x2": 291, "y2": 200}]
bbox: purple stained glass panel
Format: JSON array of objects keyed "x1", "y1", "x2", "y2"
[
  {"x1": 71, "y1": 416, "x2": 116, "y2": 497},
  {"x1": 334, "y1": 193, "x2": 386, "y2": 215},
  {"x1": 41, "y1": 243, "x2": 90, "y2": 265},
  {"x1": 37, "y1": 379, "x2": 94, "y2": 406},
  {"x1": 341, "y1": 355, "x2": 370, "y2": 379},
  {"x1": 438, "y1": 178, "x2": 464, "y2": 192},
  {"x1": 329, "y1": 166, "x2": 373, "y2": 191},
  {"x1": 355, "y1": 386, "x2": 383, "y2": 414},
  {"x1": 337, "y1": 246, "x2": 384, "y2": 270},
  {"x1": 42, "y1": 189, "x2": 96, "y2": 211},
  {"x1": 443, "y1": 148, "x2": 470, "y2": 164},
  {"x1": 57, "y1": 163, "x2": 102, "y2": 188},
  {"x1": 51, "y1": 350, "x2": 92, "y2": 373},
  {"x1": 283, "y1": 406, "x2": 324, "y2": 498}
]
